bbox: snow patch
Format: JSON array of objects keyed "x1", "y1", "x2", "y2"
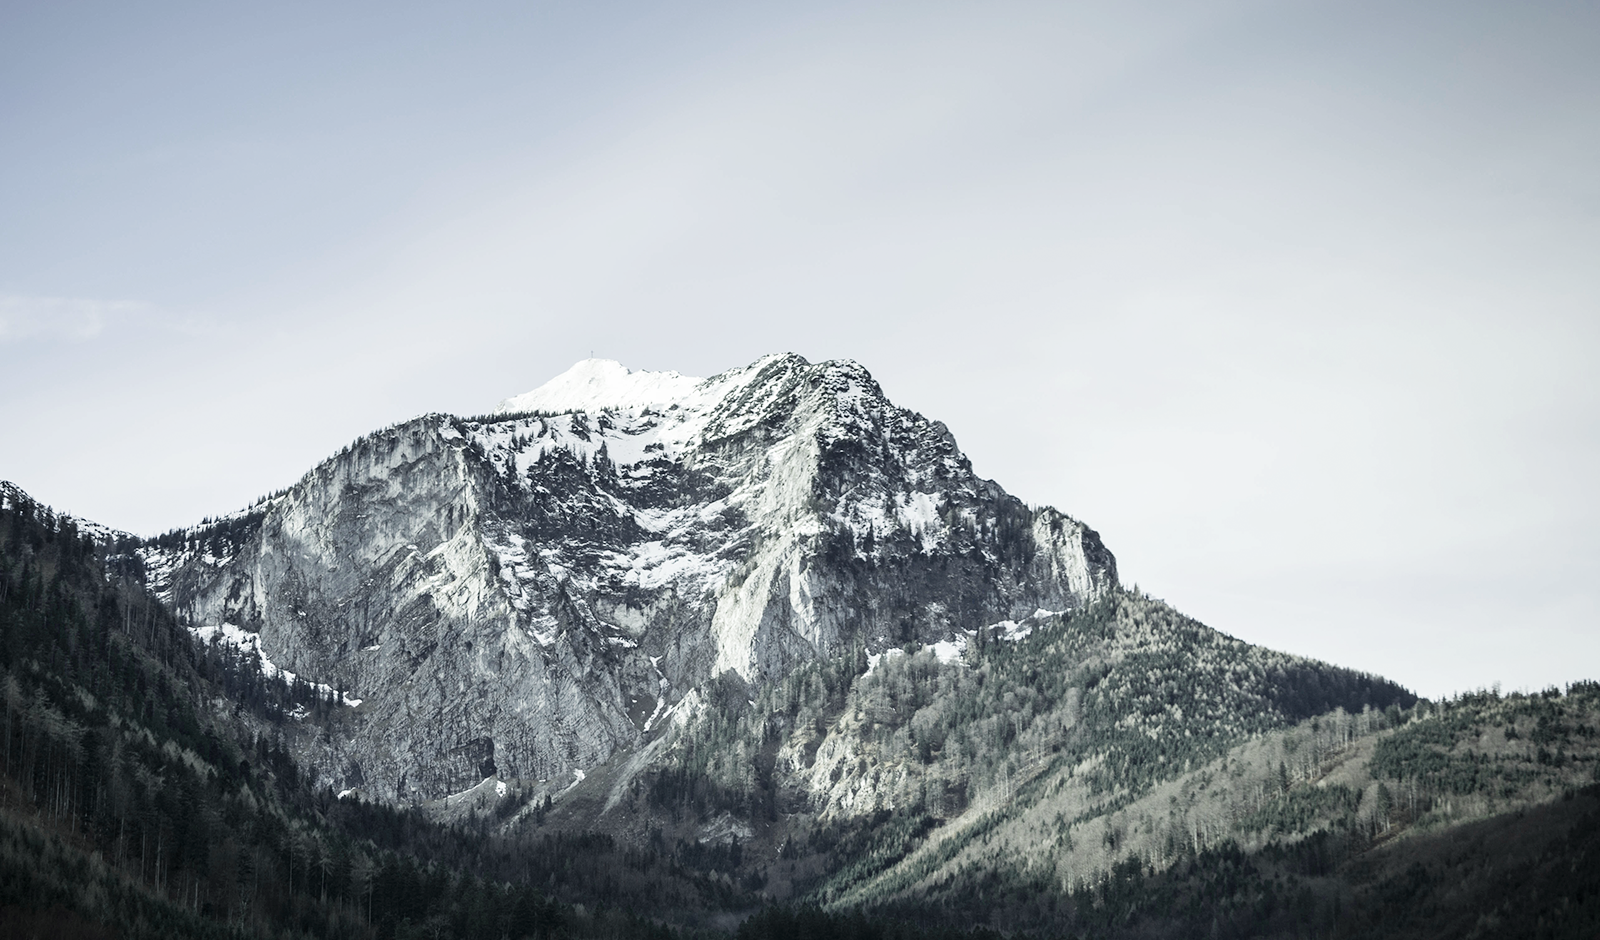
[
  {"x1": 866, "y1": 615, "x2": 1050, "y2": 674},
  {"x1": 983, "y1": 609, "x2": 1059, "y2": 644},
  {"x1": 864, "y1": 648, "x2": 905, "y2": 677},
  {"x1": 497, "y1": 359, "x2": 703, "y2": 415},
  {"x1": 192, "y1": 623, "x2": 362, "y2": 707},
  {"x1": 929, "y1": 636, "x2": 968, "y2": 664},
  {"x1": 896, "y1": 491, "x2": 941, "y2": 536}
]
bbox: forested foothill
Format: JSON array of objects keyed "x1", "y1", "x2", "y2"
[
  {"x1": 622, "y1": 589, "x2": 1597, "y2": 937},
  {"x1": 0, "y1": 488, "x2": 716, "y2": 939},
  {"x1": 2, "y1": 484, "x2": 1596, "y2": 938}
]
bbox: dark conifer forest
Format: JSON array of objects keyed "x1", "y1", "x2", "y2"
[{"x1": 0, "y1": 491, "x2": 702, "y2": 939}]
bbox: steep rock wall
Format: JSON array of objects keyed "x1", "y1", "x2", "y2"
[{"x1": 143, "y1": 354, "x2": 1117, "y2": 801}]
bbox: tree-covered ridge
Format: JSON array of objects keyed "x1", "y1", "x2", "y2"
[
  {"x1": 618, "y1": 566, "x2": 1593, "y2": 936},
  {"x1": 958, "y1": 683, "x2": 1600, "y2": 938},
  {"x1": 720, "y1": 683, "x2": 1600, "y2": 938},
  {"x1": 631, "y1": 591, "x2": 1415, "y2": 908},
  {"x1": 1, "y1": 486, "x2": 333, "y2": 936},
  {"x1": 1369, "y1": 683, "x2": 1600, "y2": 823},
  {"x1": 884, "y1": 682, "x2": 1597, "y2": 931},
  {"x1": 0, "y1": 486, "x2": 733, "y2": 938}
]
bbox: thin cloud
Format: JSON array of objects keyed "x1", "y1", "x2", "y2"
[{"x1": 0, "y1": 295, "x2": 152, "y2": 343}]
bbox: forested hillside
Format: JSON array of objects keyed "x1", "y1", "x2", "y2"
[
  {"x1": 0, "y1": 486, "x2": 735, "y2": 939},
  {"x1": 569, "y1": 591, "x2": 1597, "y2": 936},
  {"x1": 728, "y1": 683, "x2": 1600, "y2": 938},
  {"x1": 610, "y1": 592, "x2": 1414, "y2": 903}
]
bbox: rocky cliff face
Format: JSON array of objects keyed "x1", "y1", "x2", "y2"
[{"x1": 141, "y1": 354, "x2": 1116, "y2": 800}]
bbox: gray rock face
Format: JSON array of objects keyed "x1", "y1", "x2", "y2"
[{"x1": 142, "y1": 354, "x2": 1117, "y2": 800}]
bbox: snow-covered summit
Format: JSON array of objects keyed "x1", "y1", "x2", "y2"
[
  {"x1": 494, "y1": 354, "x2": 805, "y2": 420},
  {"x1": 496, "y1": 359, "x2": 704, "y2": 415}
]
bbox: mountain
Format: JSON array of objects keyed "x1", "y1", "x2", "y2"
[
  {"x1": 135, "y1": 354, "x2": 1115, "y2": 801},
  {"x1": 4, "y1": 353, "x2": 1594, "y2": 939}
]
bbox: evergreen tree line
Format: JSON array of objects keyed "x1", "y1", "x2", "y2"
[
  {"x1": 134, "y1": 506, "x2": 271, "y2": 560},
  {"x1": 0, "y1": 488, "x2": 710, "y2": 939},
  {"x1": 644, "y1": 590, "x2": 1418, "y2": 906}
]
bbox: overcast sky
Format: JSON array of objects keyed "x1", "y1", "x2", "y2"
[{"x1": 3, "y1": 0, "x2": 1596, "y2": 699}]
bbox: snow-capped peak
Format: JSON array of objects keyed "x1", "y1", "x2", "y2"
[{"x1": 496, "y1": 359, "x2": 704, "y2": 415}]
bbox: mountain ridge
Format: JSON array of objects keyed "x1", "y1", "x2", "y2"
[{"x1": 123, "y1": 353, "x2": 1117, "y2": 801}]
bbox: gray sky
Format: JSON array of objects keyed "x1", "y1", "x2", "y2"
[{"x1": 3, "y1": 1, "x2": 1596, "y2": 699}]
